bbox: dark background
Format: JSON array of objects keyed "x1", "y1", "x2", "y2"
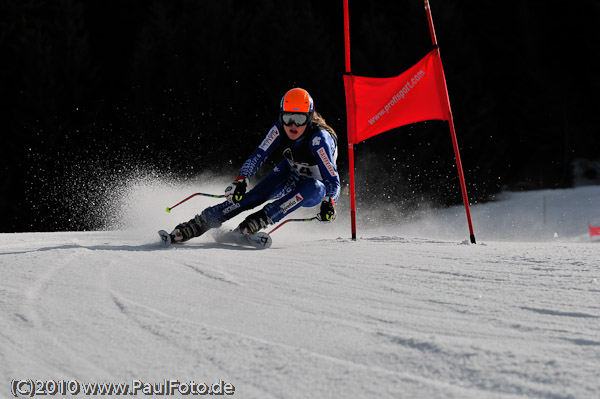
[{"x1": 2, "y1": 0, "x2": 599, "y2": 232}]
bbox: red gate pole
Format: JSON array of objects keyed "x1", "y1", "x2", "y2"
[
  {"x1": 343, "y1": 0, "x2": 357, "y2": 240},
  {"x1": 424, "y1": 0, "x2": 476, "y2": 244}
]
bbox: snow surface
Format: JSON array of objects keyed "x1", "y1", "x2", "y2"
[{"x1": 1, "y1": 181, "x2": 599, "y2": 399}]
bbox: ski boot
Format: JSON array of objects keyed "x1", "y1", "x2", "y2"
[
  {"x1": 237, "y1": 209, "x2": 272, "y2": 235},
  {"x1": 159, "y1": 214, "x2": 210, "y2": 247}
]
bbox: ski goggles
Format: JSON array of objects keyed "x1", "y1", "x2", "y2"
[{"x1": 280, "y1": 112, "x2": 310, "y2": 127}]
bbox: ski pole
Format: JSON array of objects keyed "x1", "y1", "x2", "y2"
[
  {"x1": 165, "y1": 192, "x2": 225, "y2": 213},
  {"x1": 268, "y1": 217, "x2": 318, "y2": 234}
]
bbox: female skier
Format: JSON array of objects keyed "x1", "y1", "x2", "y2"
[{"x1": 165, "y1": 87, "x2": 340, "y2": 243}]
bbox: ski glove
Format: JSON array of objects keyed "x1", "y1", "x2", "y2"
[
  {"x1": 225, "y1": 176, "x2": 248, "y2": 204},
  {"x1": 317, "y1": 197, "x2": 336, "y2": 222}
]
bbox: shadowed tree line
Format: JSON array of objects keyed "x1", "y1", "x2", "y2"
[{"x1": 2, "y1": 0, "x2": 599, "y2": 232}]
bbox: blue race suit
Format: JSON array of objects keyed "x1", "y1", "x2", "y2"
[{"x1": 201, "y1": 120, "x2": 340, "y2": 228}]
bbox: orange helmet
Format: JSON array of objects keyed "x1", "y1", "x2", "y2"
[{"x1": 280, "y1": 88, "x2": 314, "y2": 114}]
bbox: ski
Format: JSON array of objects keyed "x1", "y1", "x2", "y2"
[
  {"x1": 217, "y1": 230, "x2": 272, "y2": 249},
  {"x1": 158, "y1": 229, "x2": 272, "y2": 249},
  {"x1": 158, "y1": 230, "x2": 173, "y2": 247},
  {"x1": 245, "y1": 231, "x2": 272, "y2": 249}
]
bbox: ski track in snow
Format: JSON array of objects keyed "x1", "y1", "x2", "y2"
[{"x1": 1, "y1": 186, "x2": 600, "y2": 399}]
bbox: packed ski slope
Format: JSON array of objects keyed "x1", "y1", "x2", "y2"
[{"x1": 1, "y1": 181, "x2": 599, "y2": 399}]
